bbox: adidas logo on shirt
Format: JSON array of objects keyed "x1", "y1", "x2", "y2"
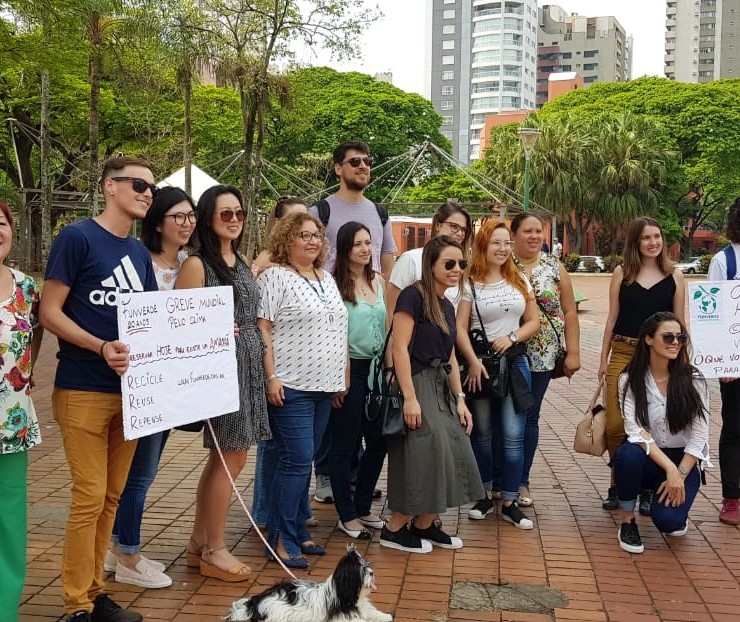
[{"x1": 89, "y1": 255, "x2": 145, "y2": 306}]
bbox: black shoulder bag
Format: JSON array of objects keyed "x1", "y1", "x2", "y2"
[
  {"x1": 459, "y1": 281, "x2": 508, "y2": 399},
  {"x1": 365, "y1": 324, "x2": 416, "y2": 437}
]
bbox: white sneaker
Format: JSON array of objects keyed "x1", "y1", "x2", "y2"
[
  {"x1": 313, "y1": 474, "x2": 334, "y2": 503},
  {"x1": 104, "y1": 549, "x2": 167, "y2": 572},
  {"x1": 664, "y1": 521, "x2": 689, "y2": 537},
  {"x1": 115, "y1": 559, "x2": 172, "y2": 589}
]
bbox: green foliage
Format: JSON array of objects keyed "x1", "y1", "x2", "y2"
[
  {"x1": 603, "y1": 255, "x2": 623, "y2": 272},
  {"x1": 563, "y1": 253, "x2": 581, "y2": 273},
  {"x1": 699, "y1": 255, "x2": 712, "y2": 274},
  {"x1": 582, "y1": 257, "x2": 599, "y2": 273}
]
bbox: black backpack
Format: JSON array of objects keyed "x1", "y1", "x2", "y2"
[{"x1": 315, "y1": 198, "x2": 389, "y2": 228}]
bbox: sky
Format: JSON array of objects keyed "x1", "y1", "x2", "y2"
[{"x1": 292, "y1": 0, "x2": 666, "y2": 98}]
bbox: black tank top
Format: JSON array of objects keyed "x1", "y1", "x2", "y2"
[{"x1": 613, "y1": 274, "x2": 676, "y2": 338}]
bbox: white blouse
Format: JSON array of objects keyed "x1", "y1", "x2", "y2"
[{"x1": 618, "y1": 372, "x2": 712, "y2": 466}]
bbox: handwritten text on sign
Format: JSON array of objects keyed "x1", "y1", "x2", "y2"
[
  {"x1": 117, "y1": 286, "x2": 239, "y2": 439},
  {"x1": 688, "y1": 281, "x2": 740, "y2": 379}
]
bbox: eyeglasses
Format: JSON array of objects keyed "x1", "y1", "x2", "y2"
[
  {"x1": 164, "y1": 212, "x2": 196, "y2": 225},
  {"x1": 111, "y1": 177, "x2": 158, "y2": 196},
  {"x1": 490, "y1": 240, "x2": 514, "y2": 248},
  {"x1": 441, "y1": 222, "x2": 468, "y2": 235},
  {"x1": 660, "y1": 332, "x2": 688, "y2": 345},
  {"x1": 443, "y1": 259, "x2": 468, "y2": 271},
  {"x1": 217, "y1": 209, "x2": 245, "y2": 222},
  {"x1": 340, "y1": 156, "x2": 373, "y2": 168},
  {"x1": 297, "y1": 231, "x2": 326, "y2": 242}
]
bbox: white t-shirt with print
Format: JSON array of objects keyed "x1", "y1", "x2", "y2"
[
  {"x1": 258, "y1": 267, "x2": 348, "y2": 392},
  {"x1": 389, "y1": 247, "x2": 461, "y2": 308},
  {"x1": 461, "y1": 278, "x2": 532, "y2": 339}
]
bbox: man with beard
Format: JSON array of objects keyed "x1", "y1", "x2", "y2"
[
  {"x1": 311, "y1": 140, "x2": 397, "y2": 276},
  {"x1": 40, "y1": 156, "x2": 158, "y2": 622},
  {"x1": 309, "y1": 140, "x2": 397, "y2": 505}
]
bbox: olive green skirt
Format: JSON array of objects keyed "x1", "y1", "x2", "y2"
[{"x1": 387, "y1": 361, "x2": 485, "y2": 516}]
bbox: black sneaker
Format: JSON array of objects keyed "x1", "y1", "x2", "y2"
[
  {"x1": 91, "y1": 594, "x2": 143, "y2": 622},
  {"x1": 602, "y1": 486, "x2": 618, "y2": 510},
  {"x1": 410, "y1": 523, "x2": 463, "y2": 549},
  {"x1": 501, "y1": 502, "x2": 534, "y2": 529},
  {"x1": 468, "y1": 497, "x2": 495, "y2": 520},
  {"x1": 379, "y1": 525, "x2": 432, "y2": 553},
  {"x1": 66, "y1": 613, "x2": 91, "y2": 622},
  {"x1": 618, "y1": 518, "x2": 644, "y2": 554},
  {"x1": 639, "y1": 489, "x2": 653, "y2": 516}
]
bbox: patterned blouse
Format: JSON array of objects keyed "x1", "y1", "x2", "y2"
[
  {"x1": 0, "y1": 268, "x2": 40, "y2": 454},
  {"x1": 514, "y1": 253, "x2": 565, "y2": 372}
]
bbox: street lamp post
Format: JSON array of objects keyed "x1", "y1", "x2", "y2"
[{"x1": 517, "y1": 127, "x2": 542, "y2": 212}]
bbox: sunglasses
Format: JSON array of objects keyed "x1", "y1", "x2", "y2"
[
  {"x1": 660, "y1": 332, "x2": 688, "y2": 345},
  {"x1": 341, "y1": 156, "x2": 373, "y2": 168},
  {"x1": 164, "y1": 212, "x2": 197, "y2": 225},
  {"x1": 112, "y1": 176, "x2": 158, "y2": 196},
  {"x1": 443, "y1": 259, "x2": 468, "y2": 271},
  {"x1": 218, "y1": 209, "x2": 246, "y2": 222}
]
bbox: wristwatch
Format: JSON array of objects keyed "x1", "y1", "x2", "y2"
[
  {"x1": 508, "y1": 331, "x2": 519, "y2": 344},
  {"x1": 678, "y1": 465, "x2": 689, "y2": 476},
  {"x1": 456, "y1": 391, "x2": 466, "y2": 399}
]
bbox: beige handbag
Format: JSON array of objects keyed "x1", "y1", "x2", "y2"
[{"x1": 573, "y1": 380, "x2": 606, "y2": 456}]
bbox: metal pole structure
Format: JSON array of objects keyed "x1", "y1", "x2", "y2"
[{"x1": 516, "y1": 127, "x2": 542, "y2": 214}]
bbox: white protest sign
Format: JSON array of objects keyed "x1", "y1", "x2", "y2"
[
  {"x1": 688, "y1": 280, "x2": 740, "y2": 378},
  {"x1": 117, "y1": 286, "x2": 240, "y2": 439}
]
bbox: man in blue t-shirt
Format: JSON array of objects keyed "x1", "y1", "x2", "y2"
[{"x1": 40, "y1": 156, "x2": 158, "y2": 622}]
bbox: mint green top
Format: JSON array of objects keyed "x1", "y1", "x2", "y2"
[{"x1": 345, "y1": 280, "x2": 386, "y2": 360}]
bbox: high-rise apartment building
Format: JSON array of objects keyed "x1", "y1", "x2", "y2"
[
  {"x1": 665, "y1": 0, "x2": 740, "y2": 82},
  {"x1": 429, "y1": 0, "x2": 539, "y2": 164},
  {"x1": 537, "y1": 5, "x2": 632, "y2": 108}
]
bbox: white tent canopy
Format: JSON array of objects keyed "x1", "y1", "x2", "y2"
[{"x1": 157, "y1": 165, "x2": 220, "y2": 202}]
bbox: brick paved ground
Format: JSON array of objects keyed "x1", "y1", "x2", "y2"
[{"x1": 20, "y1": 275, "x2": 739, "y2": 622}]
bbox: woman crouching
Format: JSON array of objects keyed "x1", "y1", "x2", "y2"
[{"x1": 615, "y1": 311, "x2": 710, "y2": 554}]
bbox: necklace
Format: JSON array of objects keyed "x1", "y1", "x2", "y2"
[
  {"x1": 356, "y1": 280, "x2": 371, "y2": 297},
  {"x1": 291, "y1": 265, "x2": 328, "y2": 303},
  {"x1": 653, "y1": 375, "x2": 669, "y2": 384},
  {"x1": 155, "y1": 253, "x2": 180, "y2": 270}
]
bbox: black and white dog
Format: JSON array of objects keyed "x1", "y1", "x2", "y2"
[{"x1": 226, "y1": 545, "x2": 393, "y2": 622}]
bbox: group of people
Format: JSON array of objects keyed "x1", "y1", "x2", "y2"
[{"x1": 1, "y1": 139, "x2": 739, "y2": 621}]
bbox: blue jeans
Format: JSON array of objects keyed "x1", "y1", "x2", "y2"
[
  {"x1": 267, "y1": 388, "x2": 332, "y2": 558},
  {"x1": 251, "y1": 440, "x2": 277, "y2": 524},
  {"x1": 615, "y1": 443, "x2": 701, "y2": 533},
  {"x1": 472, "y1": 354, "x2": 530, "y2": 501},
  {"x1": 112, "y1": 430, "x2": 169, "y2": 554},
  {"x1": 490, "y1": 356, "x2": 531, "y2": 493},
  {"x1": 329, "y1": 359, "x2": 387, "y2": 523},
  {"x1": 521, "y1": 370, "x2": 552, "y2": 488}
]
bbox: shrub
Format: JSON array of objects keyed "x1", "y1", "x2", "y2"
[
  {"x1": 603, "y1": 255, "x2": 624, "y2": 272},
  {"x1": 563, "y1": 253, "x2": 581, "y2": 272},
  {"x1": 583, "y1": 257, "x2": 599, "y2": 272},
  {"x1": 698, "y1": 255, "x2": 712, "y2": 274}
]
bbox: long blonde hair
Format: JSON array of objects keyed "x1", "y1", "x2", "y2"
[{"x1": 469, "y1": 220, "x2": 530, "y2": 298}]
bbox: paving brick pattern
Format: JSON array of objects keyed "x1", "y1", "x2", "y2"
[{"x1": 20, "y1": 275, "x2": 739, "y2": 621}]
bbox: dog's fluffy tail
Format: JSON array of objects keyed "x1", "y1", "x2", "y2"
[{"x1": 225, "y1": 598, "x2": 252, "y2": 621}]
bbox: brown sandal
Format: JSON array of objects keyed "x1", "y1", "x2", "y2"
[
  {"x1": 186, "y1": 537, "x2": 204, "y2": 568},
  {"x1": 199, "y1": 546, "x2": 251, "y2": 583}
]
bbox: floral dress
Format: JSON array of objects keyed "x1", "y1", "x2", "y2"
[
  {"x1": 515, "y1": 253, "x2": 565, "y2": 373},
  {"x1": 0, "y1": 268, "x2": 40, "y2": 454}
]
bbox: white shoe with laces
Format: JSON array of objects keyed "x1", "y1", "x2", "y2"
[{"x1": 115, "y1": 559, "x2": 172, "y2": 589}]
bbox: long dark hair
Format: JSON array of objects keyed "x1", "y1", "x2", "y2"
[
  {"x1": 412, "y1": 236, "x2": 462, "y2": 335},
  {"x1": 141, "y1": 186, "x2": 196, "y2": 253},
  {"x1": 622, "y1": 217, "x2": 673, "y2": 283},
  {"x1": 194, "y1": 184, "x2": 245, "y2": 289},
  {"x1": 727, "y1": 196, "x2": 740, "y2": 244},
  {"x1": 622, "y1": 311, "x2": 707, "y2": 434},
  {"x1": 333, "y1": 221, "x2": 374, "y2": 305},
  {"x1": 432, "y1": 199, "x2": 473, "y2": 253}
]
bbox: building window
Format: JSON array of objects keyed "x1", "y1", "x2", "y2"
[
  {"x1": 561, "y1": 64, "x2": 572, "y2": 71},
  {"x1": 443, "y1": 9, "x2": 455, "y2": 19},
  {"x1": 472, "y1": 50, "x2": 501, "y2": 64},
  {"x1": 584, "y1": 63, "x2": 597, "y2": 70},
  {"x1": 442, "y1": 70, "x2": 454, "y2": 80},
  {"x1": 443, "y1": 40, "x2": 455, "y2": 50},
  {"x1": 584, "y1": 75, "x2": 597, "y2": 83},
  {"x1": 442, "y1": 86, "x2": 454, "y2": 95},
  {"x1": 443, "y1": 25, "x2": 455, "y2": 34},
  {"x1": 583, "y1": 50, "x2": 598, "y2": 58},
  {"x1": 562, "y1": 52, "x2": 572, "y2": 59},
  {"x1": 444, "y1": 0, "x2": 455, "y2": 3},
  {"x1": 442, "y1": 55, "x2": 455, "y2": 65},
  {"x1": 442, "y1": 130, "x2": 453, "y2": 139},
  {"x1": 441, "y1": 100, "x2": 453, "y2": 110},
  {"x1": 442, "y1": 115, "x2": 453, "y2": 125},
  {"x1": 472, "y1": 81, "x2": 500, "y2": 94}
]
